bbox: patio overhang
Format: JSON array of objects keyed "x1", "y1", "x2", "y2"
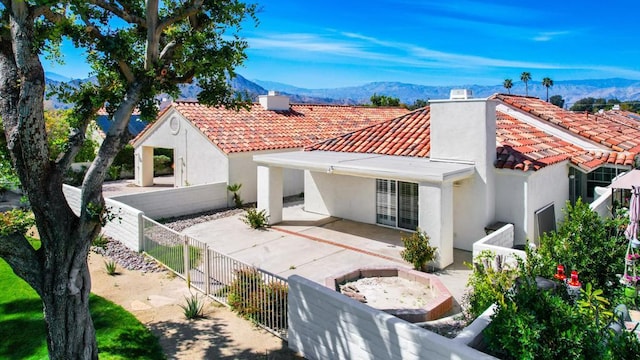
[{"x1": 254, "y1": 151, "x2": 475, "y2": 183}]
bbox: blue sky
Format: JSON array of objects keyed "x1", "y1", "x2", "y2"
[{"x1": 43, "y1": 0, "x2": 640, "y2": 89}]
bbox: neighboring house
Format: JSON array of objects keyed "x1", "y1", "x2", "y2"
[
  {"x1": 131, "y1": 92, "x2": 409, "y2": 203},
  {"x1": 90, "y1": 110, "x2": 147, "y2": 146},
  {"x1": 254, "y1": 93, "x2": 640, "y2": 269}
]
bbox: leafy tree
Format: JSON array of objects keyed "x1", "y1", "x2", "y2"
[
  {"x1": 520, "y1": 72, "x2": 532, "y2": 96},
  {"x1": 549, "y1": 95, "x2": 565, "y2": 109},
  {"x1": 503, "y1": 78, "x2": 513, "y2": 94},
  {"x1": 370, "y1": 93, "x2": 401, "y2": 107},
  {"x1": 0, "y1": 1, "x2": 256, "y2": 359},
  {"x1": 541, "y1": 77, "x2": 554, "y2": 102},
  {"x1": 45, "y1": 110, "x2": 97, "y2": 162},
  {"x1": 408, "y1": 98, "x2": 428, "y2": 110},
  {"x1": 569, "y1": 97, "x2": 620, "y2": 113}
]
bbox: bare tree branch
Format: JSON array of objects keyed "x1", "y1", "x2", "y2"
[
  {"x1": 118, "y1": 60, "x2": 135, "y2": 83},
  {"x1": 0, "y1": 233, "x2": 43, "y2": 295},
  {"x1": 81, "y1": 82, "x2": 143, "y2": 209},
  {"x1": 156, "y1": 0, "x2": 204, "y2": 35},
  {"x1": 86, "y1": 0, "x2": 145, "y2": 26}
]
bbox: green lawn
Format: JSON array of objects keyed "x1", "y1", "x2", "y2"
[{"x1": 0, "y1": 254, "x2": 165, "y2": 360}]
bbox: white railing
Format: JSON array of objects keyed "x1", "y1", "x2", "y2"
[{"x1": 141, "y1": 215, "x2": 288, "y2": 339}]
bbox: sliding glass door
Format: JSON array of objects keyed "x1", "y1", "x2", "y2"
[{"x1": 376, "y1": 179, "x2": 418, "y2": 231}]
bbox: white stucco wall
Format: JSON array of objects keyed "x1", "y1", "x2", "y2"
[
  {"x1": 134, "y1": 110, "x2": 229, "y2": 187},
  {"x1": 63, "y1": 185, "x2": 143, "y2": 251},
  {"x1": 304, "y1": 171, "x2": 376, "y2": 224},
  {"x1": 525, "y1": 162, "x2": 569, "y2": 244},
  {"x1": 494, "y1": 170, "x2": 528, "y2": 246},
  {"x1": 110, "y1": 182, "x2": 228, "y2": 220},
  {"x1": 494, "y1": 162, "x2": 569, "y2": 246},
  {"x1": 229, "y1": 149, "x2": 304, "y2": 204}
]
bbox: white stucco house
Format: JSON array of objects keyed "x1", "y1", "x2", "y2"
[
  {"x1": 130, "y1": 92, "x2": 408, "y2": 204},
  {"x1": 255, "y1": 92, "x2": 640, "y2": 269}
]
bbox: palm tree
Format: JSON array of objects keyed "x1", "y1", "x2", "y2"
[
  {"x1": 520, "y1": 72, "x2": 532, "y2": 96},
  {"x1": 503, "y1": 79, "x2": 513, "y2": 94},
  {"x1": 542, "y1": 77, "x2": 554, "y2": 102}
]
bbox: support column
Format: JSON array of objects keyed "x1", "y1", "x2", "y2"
[
  {"x1": 135, "y1": 146, "x2": 155, "y2": 187},
  {"x1": 257, "y1": 165, "x2": 283, "y2": 225},
  {"x1": 418, "y1": 182, "x2": 454, "y2": 269}
]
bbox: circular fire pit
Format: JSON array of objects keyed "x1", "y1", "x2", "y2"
[{"x1": 326, "y1": 266, "x2": 453, "y2": 323}]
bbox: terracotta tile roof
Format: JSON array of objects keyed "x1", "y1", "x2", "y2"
[
  {"x1": 308, "y1": 108, "x2": 431, "y2": 157},
  {"x1": 493, "y1": 94, "x2": 640, "y2": 153},
  {"x1": 308, "y1": 102, "x2": 635, "y2": 172},
  {"x1": 495, "y1": 112, "x2": 634, "y2": 171},
  {"x1": 137, "y1": 102, "x2": 409, "y2": 153}
]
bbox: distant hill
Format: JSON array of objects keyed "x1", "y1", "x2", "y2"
[
  {"x1": 253, "y1": 78, "x2": 640, "y2": 107},
  {"x1": 44, "y1": 72, "x2": 640, "y2": 110}
]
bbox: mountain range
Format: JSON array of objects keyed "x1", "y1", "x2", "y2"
[{"x1": 43, "y1": 72, "x2": 640, "y2": 110}]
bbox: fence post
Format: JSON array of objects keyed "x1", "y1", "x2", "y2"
[
  {"x1": 183, "y1": 234, "x2": 190, "y2": 287},
  {"x1": 204, "y1": 244, "x2": 211, "y2": 295},
  {"x1": 138, "y1": 212, "x2": 145, "y2": 252}
]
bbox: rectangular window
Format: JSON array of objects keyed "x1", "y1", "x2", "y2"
[{"x1": 376, "y1": 179, "x2": 418, "y2": 231}]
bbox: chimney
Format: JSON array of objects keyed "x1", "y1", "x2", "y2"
[
  {"x1": 258, "y1": 90, "x2": 290, "y2": 111},
  {"x1": 429, "y1": 93, "x2": 496, "y2": 251}
]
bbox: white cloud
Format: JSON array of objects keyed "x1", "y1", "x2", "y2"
[
  {"x1": 533, "y1": 31, "x2": 571, "y2": 42},
  {"x1": 247, "y1": 31, "x2": 640, "y2": 79}
]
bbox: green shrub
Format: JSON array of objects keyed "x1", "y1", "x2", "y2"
[
  {"x1": 64, "y1": 165, "x2": 88, "y2": 186},
  {"x1": 180, "y1": 293, "x2": 205, "y2": 320},
  {"x1": 485, "y1": 276, "x2": 606, "y2": 360},
  {"x1": 463, "y1": 250, "x2": 520, "y2": 320},
  {"x1": 74, "y1": 138, "x2": 97, "y2": 162},
  {"x1": 153, "y1": 154, "x2": 172, "y2": 173},
  {"x1": 113, "y1": 144, "x2": 135, "y2": 170},
  {"x1": 92, "y1": 233, "x2": 109, "y2": 249},
  {"x1": 400, "y1": 227, "x2": 437, "y2": 271},
  {"x1": 107, "y1": 165, "x2": 121, "y2": 181},
  {"x1": 227, "y1": 268, "x2": 288, "y2": 329},
  {"x1": 241, "y1": 208, "x2": 269, "y2": 229},
  {"x1": 534, "y1": 198, "x2": 627, "y2": 297},
  {"x1": 104, "y1": 260, "x2": 118, "y2": 276}
]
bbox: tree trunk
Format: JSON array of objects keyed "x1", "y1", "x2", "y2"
[
  {"x1": 0, "y1": 2, "x2": 100, "y2": 359},
  {"x1": 41, "y1": 252, "x2": 97, "y2": 360}
]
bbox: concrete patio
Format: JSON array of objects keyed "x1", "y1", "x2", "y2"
[{"x1": 181, "y1": 201, "x2": 473, "y2": 313}]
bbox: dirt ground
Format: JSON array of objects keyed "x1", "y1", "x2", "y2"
[{"x1": 88, "y1": 252, "x2": 299, "y2": 360}]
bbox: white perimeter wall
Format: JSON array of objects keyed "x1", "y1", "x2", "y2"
[
  {"x1": 63, "y1": 185, "x2": 143, "y2": 251},
  {"x1": 288, "y1": 275, "x2": 498, "y2": 360},
  {"x1": 229, "y1": 149, "x2": 304, "y2": 203},
  {"x1": 304, "y1": 171, "x2": 375, "y2": 224},
  {"x1": 110, "y1": 182, "x2": 227, "y2": 220},
  {"x1": 134, "y1": 110, "x2": 229, "y2": 187}
]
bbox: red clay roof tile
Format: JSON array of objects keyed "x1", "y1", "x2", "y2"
[
  {"x1": 308, "y1": 100, "x2": 636, "y2": 172},
  {"x1": 141, "y1": 102, "x2": 409, "y2": 154}
]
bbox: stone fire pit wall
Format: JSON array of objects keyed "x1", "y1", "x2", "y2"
[
  {"x1": 325, "y1": 267, "x2": 453, "y2": 322},
  {"x1": 288, "y1": 275, "x2": 498, "y2": 360}
]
